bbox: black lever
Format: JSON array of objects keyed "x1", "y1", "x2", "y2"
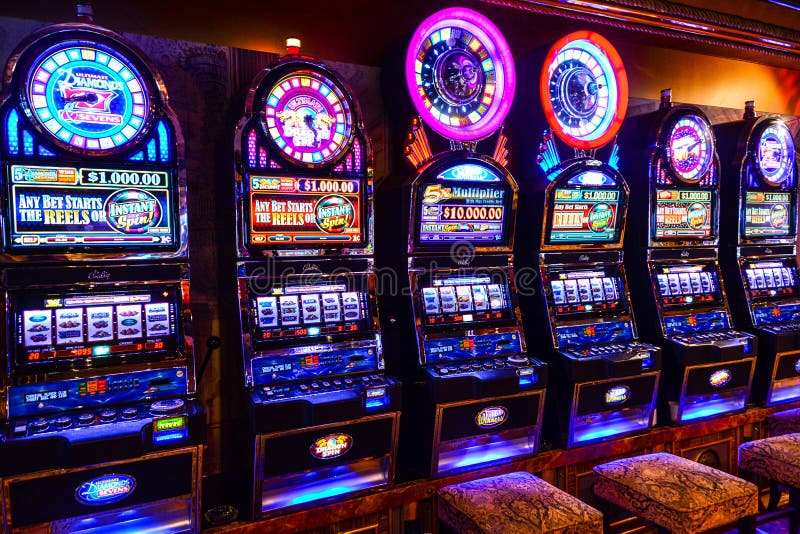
[{"x1": 197, "y1": 336, "x2": 221, "y2": 383}]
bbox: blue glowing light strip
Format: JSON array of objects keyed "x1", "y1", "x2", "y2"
[
  {"x1": 537, "y1": 130, "x2": 561, "y2": 178},
  {"x1": 6, "y1": 109, "x2": 20, "y2": 155},
  {"x1": 158, "y1": 121, "x2": 170, "y2": 162},
  {"x1": 680, "y1": 395, "x2": 746, "y2": 422},
  {"x1": 438, "y1": 435, "x2": 536, "y2": 474}
]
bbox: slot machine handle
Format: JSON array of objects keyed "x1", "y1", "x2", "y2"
[{"x1": 197, "y1": 336, "x2": 222, "y2": 383}]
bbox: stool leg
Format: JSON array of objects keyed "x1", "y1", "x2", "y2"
[
  {"x1": 790, "y1": 488, "x2": 800, "y2": 534},
  {"x1": 768, "y1": 480, "x2": 782, "y2": 512},
  {"x1": 737, "y1": 514, "x2": 756, "y2": 534}
]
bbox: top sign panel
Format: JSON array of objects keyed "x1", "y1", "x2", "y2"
[
  {"x1": 23, "y1": 41, "x2": 151, "y2": 155},
  {"x1": 260, "y1": 68, "x2": 355, "y2": 168},
  {"x1": 405, "y1": 7, "x2": 515, "y2": 142},
  {"x1": 540, "y1": 31, "x2": 628, "y2": 150}
]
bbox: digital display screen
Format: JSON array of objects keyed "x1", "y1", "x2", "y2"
[
  {"x1": 419, "y1": 273, "x2": 514, "y2": 327},
  {"x1": 7, "y1": 165, "x2": 176, "y2": 251},
  {"x1": 743, "y1": 191, "x2": 793, "y2": 237},
  {"x1": 13, "y1": 287, "x2": 180, "y2": 371},
  {"x1": 653, "y1": 262, "x2": 723, "y2": 308},
  {"x1": 251, "y1": 281, "x2": 372, "y2": 347},
  {"x1": 546, "y1": 265, "x2": 627, "y2": 319},
  {"x1": 547, "y1": 188, "x2": 620, "y2": 244},
  {"x1": 415, "y1": 181, "x2": 508, "y2": 245},
  {"x1": 654, "y1": 189, "x2": 713, "y2": 239},
  {"x1": 743, "y1": 259, "x2": 800, "y2": 300},
  {"x1": 248, "y1": 176, "x2": 362, "y2": 245}
]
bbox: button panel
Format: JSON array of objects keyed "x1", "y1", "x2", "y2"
[{"x1": 259, "y1": 374, "x2": 388, "y2": 401}]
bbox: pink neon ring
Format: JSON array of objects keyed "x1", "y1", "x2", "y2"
[{"x1": 405, "y1": 7, "x2": 516, "y2": 143}]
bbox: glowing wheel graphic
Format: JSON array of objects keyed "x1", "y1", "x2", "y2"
[
  {"x1": 261, "y1": 68, "x2": 354, "y2": 167},
  {"x1": 540, "y1": 31, "x2": 627, "y2": 150},
  {"x1": 755, "y1": 121, "x2": 794, "y2": 186},
  {"x1": 24, "y1": 41, "x2": 150, "y2": 154},
  {"x1": 667, "y1": 115, "x2": 714, "y2": 183},
  {"x1": 406, "y1": 7, "x2": 515, "y2": 142}
]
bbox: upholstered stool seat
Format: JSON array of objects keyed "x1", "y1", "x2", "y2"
[
  {"x1": 768, "y1": 407, "x2": 800, "y2": 437},
  {"x1": 739, "y1": 433, "x2": 800, "y2": 533},
  {"x1": 593, "y1": 452, "x2": 758, "y2": 533},
  {"x1": 437, "y1": 471, "x2": 603, "y2": 534}
]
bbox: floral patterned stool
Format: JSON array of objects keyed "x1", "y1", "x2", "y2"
[
  {"x1": 592, "y1": 452, "x2": 758, "y2": 533},
  {"x1": 437, "y1": 471, "x2": 603, "y2": 534},
  {"x1": 739, "y1": 433, "x2": 800, "y2": 533}
]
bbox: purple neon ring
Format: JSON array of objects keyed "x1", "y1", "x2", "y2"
[{"x1": 405, "y1": 7, "x2": 516, "y2": 143}]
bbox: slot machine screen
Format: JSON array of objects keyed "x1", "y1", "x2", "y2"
[
  {"x1": 5, "y1": 165, "x2": 178, "y2": 252},
  {"x1": 654, "y1": 189, "x2": 713, "y2": 239},
  {"x1": 545, "y1": 265, "x2": 627, "y2": 319},
  {"x1": 652, "y1": 262, "x2": 724, "y2": 308},
  {"x1": 13, "y1": 286, "x2": 181, "y2": 373},
  {"x1": 743, "y1": 191, "x2": 793, "y2": 238},
  {"x1": 249, "y1": 277, "x2": 373, "y2": 350},
  {"x1": 413, "y1": 164, "x2": 513, "y2": 247},
  {"x1": 418, "y1": 272, "x2": 515, "y2": 330},
  {"x1": 247, "y1": 175, "x2": 363, "y2": 246},
  {"x1": 546, "y1": 188, "x2": 621, "y2": 244},
  {"x1": 742, "y1": 258, "x2": 800, "y2": 301}
]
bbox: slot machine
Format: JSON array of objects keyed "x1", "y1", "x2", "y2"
[
  {"x1": 716, "y1": 101, "x2": 800, "y2": 406},
  {"x1": 232, "y1": 42, "x2": 401, "y2": 519},
  {"x1": 379, "y1": 7, "x2": 547, "y2": 478},
  {"x1": 0, "y1": 6, "x2": 203, "y2": 533},
  {"x1": 624, "y1": 90, "x2": 757, "y2": 424},
  {"x1": 534, "y1": 31, "x2": 661, "y2": 448}
]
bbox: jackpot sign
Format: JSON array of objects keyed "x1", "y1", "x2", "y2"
[{"x1": 8, "y1": 165, "x2": 173, "y2": 249}]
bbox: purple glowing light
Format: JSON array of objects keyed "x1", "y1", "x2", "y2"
[{"x1": 405, "y1": 7, "x2": 516, "y2": 143}]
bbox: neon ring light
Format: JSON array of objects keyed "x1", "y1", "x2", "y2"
[
  {"x1": 540, "y1": 31, "x2": 628, "y2": 150},
  {"x1": 24, "y1": 41, "x2": 151, "y2": 154},
  {"x1": 261, "y1": 68, "x2": 354, "y2": 167},
  {"x1": 666, "y1": 115, "x2": 714, "y2": 183},
  {"x1": 755, "y1": 121, "x2": 795, "y2": 186},
  {"x1": 405, "y1": 7, "x2": 516, "y2": 142}
]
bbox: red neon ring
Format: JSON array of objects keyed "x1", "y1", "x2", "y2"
[{"x1": 539, "y1": 30, "x2": 628, "y2": 151}]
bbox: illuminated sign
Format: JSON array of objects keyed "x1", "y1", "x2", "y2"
[
  {"x1": 709, "y1": 369, "x2": 731, "y2": 388},
  {"x1": 655, "y1": 189, "x2": 712, "y2": 239},
  {"x1": 8, "y1": 165, "x2": 174, "y2": 250},
  {"x1": 795, "y1": 358, "x2": 800, "y2": 374},
  {"x1": 405, "y1": 7, "x2": 516, "y2": 142},
  {"x1": 249, "y1": 176, "x2": 361, "y2": 245},
  {"x1": 262, "y1": 71, "x2": 353, "y2": 166},
  {"x1": 605, "y1": 385, "x2": 630, "y2": 405},
  {"x1": 540, "y1": 31, "x2": 627, "y2": 150},
  {"x1": 548, "y1": 188, "x2": 620, "y2": 243},
  {"x1": 475, "y1": 406, "x2": 508, "y2": 428},
  {"x1": 27, "y1": 43, "x2": 149, "y2": 153},
  {"x1": 154, "y1": 416, "x2": 186, "y2": 432},
  {"x1": 437, "y1": 164, "x2": 501, "y2": 182},
  {"x1": 309, "y1": 433, "x2": 353, "y2": 459},
  {"x1": 743, "y1": 191, "x2": 792, "y2": 237},
  {"x1": 75, "y1": 474, "x2": 136, "y2": 506}
]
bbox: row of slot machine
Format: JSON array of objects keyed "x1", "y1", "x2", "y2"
[{"x1": 0, "y1": 4, "x2": 797, "y2": 532}]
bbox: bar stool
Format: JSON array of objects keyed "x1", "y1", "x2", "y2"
[
  {"x1": 739, "y1": 433, "x2": 800, "y2": 534},
  {"x1": 593, "y1": 452, "x2": 758, "y2": 533},
  {"x1": 437, "y1": 471, "x2": 603, "y2": 533},
  {"x1": 763, "y1": 407, "x2": 800, "y2": 509}
]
